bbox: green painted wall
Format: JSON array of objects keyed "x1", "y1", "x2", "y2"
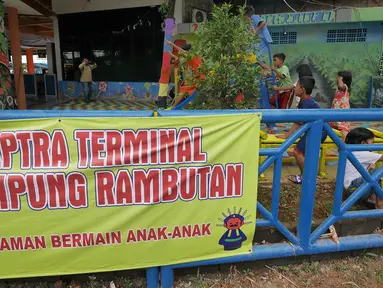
[
  {"x1": 270, "y1": 22, "x2": 382, "y2": 108},
  {"x1": 352, "y1": 7, "x2": 383, "y2": 22}
]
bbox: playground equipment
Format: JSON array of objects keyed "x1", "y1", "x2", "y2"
[
  {"x1": 259, "y1": 128, "x2": 383, "y2": 180},
  {"x1": 257, "y1": 38, "x2": 279, "y2": 110}
]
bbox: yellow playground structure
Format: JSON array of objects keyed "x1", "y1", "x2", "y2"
[{"x1": 259, "y1": 128, "x2": 383, "y2": 180}]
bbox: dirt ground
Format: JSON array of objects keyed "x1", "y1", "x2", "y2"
[
  {"x1": 257, "y1": 182, "x2": 337, "y2": 223},
  {"x1": 2, "y1": 254, "x2": 382, "y2": 287},
  {"x1": 257, "y1": 176, "x2": 365, "y2": 223},
  {"x1": 174, "y1": 254, "x2": 383, "y2": 288}
]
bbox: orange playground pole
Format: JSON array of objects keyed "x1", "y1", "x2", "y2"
[
  {"x1": 8, "y1": 7, "x2": 26, "y2": 110},
  {"x1": 25, "y1": 49, "x2": 35, "y2": 74}
]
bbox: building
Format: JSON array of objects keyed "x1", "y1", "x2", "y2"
[
  {"x1": 178, "y1": 0, "x2": 383, "y2": 107},
  {"x1": 2, "y1": 0, "x2": 383, "y2": 108}
]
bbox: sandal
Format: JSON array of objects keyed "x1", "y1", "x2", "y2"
[{"x1": 288, "y1": 175, "x2": 303, "y2": 185}]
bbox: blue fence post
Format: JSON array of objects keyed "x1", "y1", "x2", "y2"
[
  {"x1": 333, "y1": 150, "x2": 348, "y2": 216},
  {"x1": 271, "y1": 155, "x2": 283, "y2": 220},
  {"x1": 297, "y1": 120, "x2": 324, "y2": 249},
  {"x1": 146, "y1": 267, "x2": 159, "y2": 288},
  {"x1": 161, "y1": 266, "x2": 174, "y2": 288}
]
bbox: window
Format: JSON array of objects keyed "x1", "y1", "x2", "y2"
[
  {"x1": 327, "y1": 28, "x2": 367, "y2": 43},
  {"x1": 271, "y1": 32, "x2": 297, "y2": 44},
  {"x1": 271, "y1": 32, "x2": 297, "y2": 45}
]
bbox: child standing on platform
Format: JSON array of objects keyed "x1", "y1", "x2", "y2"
[
  {"x1": 261, "y1": 53, "x2": 294, "y2": 109},
  {"x1": 344, "y1": 128, "x2": 383, "y2": 209},
  {"x1": 330, "y1": 71, "x2": 352, "y2": 140}
]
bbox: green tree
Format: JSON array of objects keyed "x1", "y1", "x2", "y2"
[{"x1": 180, "y1": 4, "x2": 262, "y2": 109}]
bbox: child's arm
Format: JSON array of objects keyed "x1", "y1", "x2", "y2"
[
  {"x1": 79, "y1": 62, "x2": 85, "y2": 70},
  {"x1": 90, "y1": 63, "x2": 97, "y2": 70},
  {"x1": 337, "y1": 76, "x2": 347, "y2": 91},
  {"x1": 271, "y1": 65, "x2": 286, "y2": 80},
  {"x1": 169, "y1": 52, "x2": 178, "y2": 60},
  {"x1": 254, "y1": 21, "x2": 266, "y2": 35},
  {"x1": 273, "y1": 85, "x2": 294, "y2": 91},
  {"x1": 278, "y1": 123, "x2": 301, "y2": 139},
  {"x1": 259, "y1": 62, "x2": 270, "y2": 70},
  {"x1": 166, "y1": 40, "x2": 186, "y2": 53},
  {"x1": 360, "y1": 152, "x2": 383, "y2": 166},
  {"x1": 285, "y1": 123, "x2": 301, "y2": 138}
]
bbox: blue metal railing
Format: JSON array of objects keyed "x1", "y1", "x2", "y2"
[
  {"x1": 1, "y1": 109, "x2": 383, "y2": 288},
  {"x1": 158, "y1": 109, "x2": 383, "y2": 288}
]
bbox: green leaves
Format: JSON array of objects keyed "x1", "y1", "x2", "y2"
[{"x1": 179, "y1": 4, "x2": 261, "y2": 109}]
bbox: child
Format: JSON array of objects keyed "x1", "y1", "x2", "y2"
[
  {"x1": 166, "y1": 41, "x2": 203, "y2": 108},
  {"x1": 244, "y1": 6, "x2": 272, "y2": 64},
  {"x1": 273, "y1": 64, "x2": 313, "y2": 108},
  {"x1": 344, "y1": 127, "x2": 383, "y2": 209},
  {"x1": 261, "y1": 53, "x2": 294, "y2": 109},
  {"x1": 330, "y1": 71, "x2": 352, "y2": 140},
  {"x1": 280, "y1": 76, "x2": 328, "y2": 185}
]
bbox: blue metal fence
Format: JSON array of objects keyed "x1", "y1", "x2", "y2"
[
  {"x1": 157, "y1": 109, "x2": 383, "y2": 288},
  {"x1": 1, "y1": 109, "x2": 383, "y2": 288}
]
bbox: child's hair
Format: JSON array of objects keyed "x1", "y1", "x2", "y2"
[
  {"x1": 296, "y1": 64, "x2": 313, "y2": 78},
  {"x1": 245, "y1": 6, "x2": 255, "y2": 16},
  {"x1": 273, "y1": 53, "x2": 286, "y2": 62},
  {"x1": 299, "y1": 76, "x2": 315, "y2": 95},
  {"x1": 183, "y1": 44, "x2": 192, "y2": 51},
  {"x1": 345, "y1": 128, "x2": 374, "y2": 144},
  {"x1": 338, "y1": 71, "x2": 352, "y2": 90}
]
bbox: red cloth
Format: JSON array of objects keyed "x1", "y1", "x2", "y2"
[
  {"x1": 178, "y1": 56, "x2": 204, "y2": 95},
  {"x1": 269, "y1": 90, "x2": 294, "y2": 109},
  {"x1": 234, "y1": 93, "x2": 245, "y2": 103},
  {"x1": 188, "y1": 56, "x2": 204, "y2": 80},
  {"x1": 329, "y1": 88, "x2": 351, "y2": 132}
]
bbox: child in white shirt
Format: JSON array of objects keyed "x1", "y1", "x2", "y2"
[{"x1": 344, "y1": 128, "x2": 383, "y2": 209}]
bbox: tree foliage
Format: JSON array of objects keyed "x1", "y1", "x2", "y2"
[
  {"x1": 180, "y1": 4, "x2": 262, "y2": 109},
  {"x1": 159, "y1": 0, "x2": 175, "y2": 18}
]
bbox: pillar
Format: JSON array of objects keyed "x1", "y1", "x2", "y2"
[
  {"x1": 25, "y1": 49, "x2": 34, "y2": 74},
  {"x1": 46, "y1": 42, "x2": 54, "y2": 74},
  {"x1": 0, "y1": 2, "x2": 16, "y2": 110},
  {"x1": 53, "y1": 16, "x2": 63, "y2": 81},
  {"x1": 8, "y1": 7, "x2": 26, "y2": 110},
  {"x1": 174, "y1": 0, "x2": 183, "y2": 25}
]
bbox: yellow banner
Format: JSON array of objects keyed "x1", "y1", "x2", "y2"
[{"x1": 0, "y1": 114, "x2": 260, "y2": 278}]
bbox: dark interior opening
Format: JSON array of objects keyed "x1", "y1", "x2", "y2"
[{"x1": 59, "y1": 6, "x2": 163, "y2": 82}]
